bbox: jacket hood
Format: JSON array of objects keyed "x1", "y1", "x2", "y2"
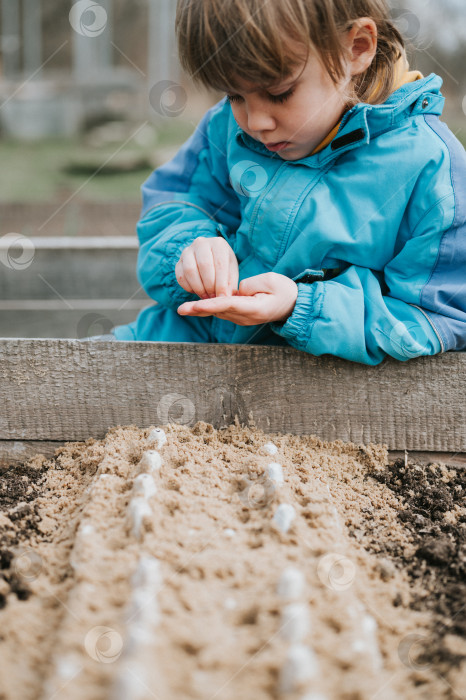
[{"x1": 235, "y1": 72, "x2": 445, "y2": 168}]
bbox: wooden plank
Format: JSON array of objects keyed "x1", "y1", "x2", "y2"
[
  {"x1": 0, "y1": 236, "x2": 151, "y2": 339},
  {"x1": 0, "y1": 300, "x2": 147, "y2": 310},
  {"x1": 4, "y1": 236, "x2": 139, "y2": 248},
  {"x1": 0, "y1": 236, "x2": 148, "y2": 300},
  {"x1": 389, "y1": 451, "x2": 466, "y2": 469},
  {"x1": 0, "y1": 440, "x2": 67, "y2": 465},
  {"x1": 0, "y1": 307, "x2": 147, "y2": 340},
  {"x1": 0, "y1": 339, "x2": 465, "y2": 451}
]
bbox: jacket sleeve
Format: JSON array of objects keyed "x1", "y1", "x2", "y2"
[
  {"x1": 136, "y1": 98, "x2": 241, "y2": 309},
  {"x1": 269, "y1": 189, "x2": 466, "y2": 365}
]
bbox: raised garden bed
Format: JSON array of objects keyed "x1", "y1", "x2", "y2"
[{"x1": 0, "y1": 341, "x2": 465, "y2": 699}]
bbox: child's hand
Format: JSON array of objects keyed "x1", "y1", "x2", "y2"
[
  {"x1": 177, "y1": 272, "x2": 298, "y2": 326},
  {"x1": 175, "y1": 236, "x2": 239, "y2": 299}
]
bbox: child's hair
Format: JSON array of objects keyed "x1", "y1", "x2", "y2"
[{"x1": 175, "y1": 0, "x2": 407, "y2": 107}]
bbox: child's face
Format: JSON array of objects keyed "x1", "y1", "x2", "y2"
[{"x1": 226, "y1": 51, "x2": 352, "y2": 161}]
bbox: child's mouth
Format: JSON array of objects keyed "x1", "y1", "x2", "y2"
[{"x1": 264, "y1": 141, "x2": 291, "y2": 152}]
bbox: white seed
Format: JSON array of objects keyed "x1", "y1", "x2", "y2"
[
  {"x1": 263, "y1": 442, "x2": 278, "y2": 455},
  {"x1": 132, "y1": 556, "x2": 162, "y2": 590},
  {"x1": 80, "y1": 524, "x2": 95, "y2": 537},
  {"x1": 56, "y1": 654, "x2": 81, "y2": 680},
  {"x1": 362, "y1": 613, "x2": 377, "y2": 635},
  {"x1": 138, "y1": 450, "x2": 162, "y2": 474},
  {"x1": 112, "y1": 556, "x2": 163, "y2": 700},
  {"x1": 279, "y1": 644, "x2": 318, "y2": 694},
  {"x1": 127, "y1": 588, "x2": 160, "y2": 627},
  {"x1": 277, "y1": 567, "x2": 305, "y2": 600},
  {"x1": 223, "y1": 528, "x2": 236, "y2": 538},
  {"x1": 125, "y1": 621, "x2": 159, "y2": 655},
  {"x1": 132, "y1": 474, "x2": 157, "y2": 499},
  {"x1": 112, "y1": 662, "x2": 147, "y2": 700},
  {"x1": 354, "y1": 614, "x2": 383, "y2": 670},
  {"x1": 273, "y1": 503, "x2": 296, "y2": 534},
  {"x1": 147, "y1": 428, "x2": 167, "y2": 449},
  {"x1": 70, "y1": 523, "x2": 96, "y2": 570},
  {"x1": 267, "y1": 462, "x2": 284, "y2": 485},
  {"x1": 123, "y1": 559, "x2": 163, "y2": 652},
  {"x1": 280, "y1": 604, "x2": 310, "y2": 642},
  {"x1": 330, "y1": 505, "x2": 342, "y2": 532},
  {"x1": 224, "y1": 597, "x2": 237, "y2": 610},
  {"x1": 127, "y1": 498, "x2": 152, "y2": 541}
]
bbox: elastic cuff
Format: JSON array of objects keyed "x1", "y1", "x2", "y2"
[
  {"x1": 270, "y1": 283, "x2": 318, "y2": 347},
  {"x1": 163, "y1": 228, "x2": 219, "y2": 304}
]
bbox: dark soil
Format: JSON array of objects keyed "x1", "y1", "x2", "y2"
[
  {"x1": 0, "y1": 460, "x2": 47, "y2": 511},
  {"x1": 0, "y1": 460, "x2": 48, "y2": 608},
  {"x1": 372, "y1": 458, "x2": 466, "y2": 673}
]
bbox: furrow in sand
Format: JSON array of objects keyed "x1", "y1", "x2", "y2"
[{"x1": 1, "y1": 421, "x2": 462, "y2": 700}]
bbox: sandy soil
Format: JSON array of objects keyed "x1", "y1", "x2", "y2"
[{"x1": 0, "y1": 421, "x2": 465, "y2": 700}]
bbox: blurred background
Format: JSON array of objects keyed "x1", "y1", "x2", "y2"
[{"x1": 0, "y1": 0, "x2": 464, "y2": 338}]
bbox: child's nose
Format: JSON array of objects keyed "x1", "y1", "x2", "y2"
[{"x1": 246, "y1": 103, "x2": 276, "y2": 133}]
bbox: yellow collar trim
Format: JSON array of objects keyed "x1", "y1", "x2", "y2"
[{"x1": 310, "y1": 56, "x2": 424, "y2": 156}]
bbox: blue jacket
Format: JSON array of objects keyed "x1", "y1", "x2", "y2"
[{"x1": 130, "y1": 72, "x2": 466, "y2": 365}]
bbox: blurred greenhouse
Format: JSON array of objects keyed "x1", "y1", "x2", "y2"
[
  {"x1": 0, "y1": 0, "x2": 218, "y2": 237},
  {"x1": 0, "y1": 0, "x2": 463, "y2": 216},
  {"x1": 0, "y1": 0, "x2": 204, "y2": 138}
]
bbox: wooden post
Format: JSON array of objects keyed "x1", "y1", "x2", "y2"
[
  {"x1": 22, "y1": 0, "x2": 42, "y2": 78},
  {"x1": 71, "y1": 0, "x2": 113, "y2": 81},
  {"x1": 148, "y1": 0, "x2": 171, "y2": 85},
  {"x1": 1, "y1": 0, "x2": 21, "y2": 77},
  {"x1": 147, "y1": 0, "x2": 181, "y2": 121}
]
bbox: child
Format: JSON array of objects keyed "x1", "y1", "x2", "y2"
[{"x1": 111, "y1": 0, "x2": 466, "y2": 365}]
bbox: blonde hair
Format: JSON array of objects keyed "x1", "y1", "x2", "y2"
[{"x1": 175, "y1": 0, "x2": 407, "y2": 107}]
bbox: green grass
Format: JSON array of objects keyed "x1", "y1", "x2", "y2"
[{"x1": 0, "y1": 121, "x2": 195, "y2": 204}]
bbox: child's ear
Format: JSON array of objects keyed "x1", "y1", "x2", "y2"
[{"x1": 346, "y1": 18, "x2": 377, "y2": 76}]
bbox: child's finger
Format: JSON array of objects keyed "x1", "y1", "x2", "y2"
[
  {"x1": 211, "y1": 243, "x2": 232, "y2": 297},
  {"x1": 179, "y1": 247, "x2": 209, "y2": 298},
  {"x1": 175, "y1": 259, "x2": 195, "y2": 294},
  {"x1": 228, "y1": 256, "x2": 240, "y2": 296},
  {"x1": 192, "y1": 238, "x2": 217, "y2": 297}
]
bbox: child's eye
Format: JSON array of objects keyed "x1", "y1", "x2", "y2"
[
  {"x1": 226, "y1": 88, "x2": 295, "y2": 104},
  {"x1": 267, "y1": 88, "x2": 295, "y2": 103}
]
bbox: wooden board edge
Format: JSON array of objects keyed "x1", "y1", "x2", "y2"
[
  {"x1": 388, "y1": 451, "x2": 466, "y2": 469},
  {"x1": 0, "y1": 440, "x2": 69, "y2": 466},
  {"x1": 0, "y1": 236, "x2": 139, "y2": 249}
]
